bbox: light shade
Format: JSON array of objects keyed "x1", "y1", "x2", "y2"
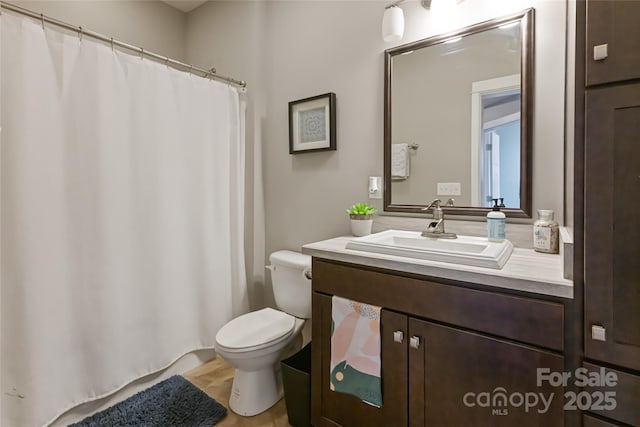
[{"x1": 382, "y1": 6, "x2": 404, "y2": 42}]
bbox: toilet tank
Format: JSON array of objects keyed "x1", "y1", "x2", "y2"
[{"x1": 268, "y1": 250, "x2": 312, "y2": 319}]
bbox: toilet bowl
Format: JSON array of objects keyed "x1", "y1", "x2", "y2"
[{"x1": 214, "y1": 250, "x2": 311, "y2": 416}]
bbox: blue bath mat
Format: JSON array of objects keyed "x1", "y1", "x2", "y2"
[{"x1": 69, "y1": 375, "x2": 227, "y2": 427}]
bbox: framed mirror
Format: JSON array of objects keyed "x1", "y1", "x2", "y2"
[{"x1": 384, "y1": 9, "x2": 534, "y2": 217}]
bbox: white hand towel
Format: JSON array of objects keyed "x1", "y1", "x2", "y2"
[{"x1": 392, "y1": 143, "x2": 410, "y2": 180}]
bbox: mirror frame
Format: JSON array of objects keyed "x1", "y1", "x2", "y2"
[{"x1": 383, "y1": 8, "x2": 534, "y2": 218}]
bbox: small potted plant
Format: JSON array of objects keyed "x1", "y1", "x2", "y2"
[{"x1": 346, "y1": 203, "x2": 377, "y2": 237}]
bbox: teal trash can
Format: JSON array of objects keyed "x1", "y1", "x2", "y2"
[{"x1": 280, "y1": 343, "x2": 311, "y2": 427}]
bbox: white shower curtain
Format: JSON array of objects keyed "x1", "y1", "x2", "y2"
[{"x1": 1, "y1": 12, "x2": 247, "y2": 427}]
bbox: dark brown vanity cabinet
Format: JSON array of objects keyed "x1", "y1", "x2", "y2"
[
  {"x1": 582, "y1": 1, "x2": 640, "y2": 426},
  {"x1": 311, "y1": 259, "x2": 567, "y2": 427}
]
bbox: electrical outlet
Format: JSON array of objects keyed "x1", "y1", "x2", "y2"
[
  {"x1": 437, "y1": 182, "x2": 461, "y2": 196},
  {"x1": 369, "y1": 176, "x2": 382, "y2": 199}
]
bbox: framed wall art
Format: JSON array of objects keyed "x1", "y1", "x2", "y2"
[{"x1": 288, "y1": 92, "x2": 336, "y2": 154}]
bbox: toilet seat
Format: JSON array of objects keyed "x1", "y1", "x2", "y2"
[{"x1": 215, "y1": 307, "x2": 295, "y2": 353}]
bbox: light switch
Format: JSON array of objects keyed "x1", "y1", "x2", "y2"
[
  {"x1": 593, "y1": 44, "x2": 608, "y2": 61},
  {"x1": 591, "y1": 325, "x2": 606, "y2": 341}
]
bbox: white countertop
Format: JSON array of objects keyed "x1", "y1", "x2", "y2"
[{"x1": 302, "y1": 236, "x2": 573, "y2": 299}]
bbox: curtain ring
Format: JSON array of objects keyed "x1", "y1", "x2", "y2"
[
  {"x1": 165, "y1": 56, "x2": 170, "y2": 68},
  {"x1": 110, "y1": 37, "x2": 114, "y2": 51},
  {"x1": 210, "y1": 67, "x2": 216, "y2": 74},
  {"x1": 189, "y1": 65, "x2": 193, "y2": 75},
  {"x1": 140, "y1": 48, "x2": 144, "y2": 60},
  {"x1": 41, "y1": 13, "x2": 45, "y2": 30},
  {"x1": 78, "y1": 26, "x2": 83, "y2": 42}
]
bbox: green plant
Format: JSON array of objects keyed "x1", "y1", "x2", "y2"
[{"x1": 346, "y1": 203, "x2": 377, "y2": 217}]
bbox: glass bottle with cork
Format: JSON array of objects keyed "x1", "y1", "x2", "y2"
[{"x1": 533, "y1": 210, "x2": 559, "y2": 254}]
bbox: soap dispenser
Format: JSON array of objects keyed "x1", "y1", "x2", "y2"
[{"x1": 487, "y1": 199, "x2": 506, "y2": 242}]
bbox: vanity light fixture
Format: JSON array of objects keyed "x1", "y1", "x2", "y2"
[
  {"x1": 382, "y1": 3, "x2": 405, "y2": 42},
  {"x1": 382, "y1": 0, "x2": 431, "y2": 43}
]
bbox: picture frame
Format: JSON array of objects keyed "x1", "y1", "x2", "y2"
[{"x1": 289, "y1": 92, "x2": 336, "y2": 154}]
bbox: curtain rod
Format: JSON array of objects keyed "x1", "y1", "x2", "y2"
[{"x1": 0, "y1": 1, "x2": 247, "y2": 89}]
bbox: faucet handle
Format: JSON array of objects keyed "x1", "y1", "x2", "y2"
[{"x1": 422, "y1": 198, "x2": 441, "y2": 211}]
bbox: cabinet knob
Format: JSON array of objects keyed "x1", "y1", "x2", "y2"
[
  {"x1": 591, "y1": 325, "x2": 606, "y2": 341},
  {"x1": 410, "y1": 335, "x2": 421, "y2": 349},
  {"x1": 593, "y1": 43, "x2": 608, "y2": 61},
  {"x1": 393, "y1": 330, "x2": 404, "y2": 343}
]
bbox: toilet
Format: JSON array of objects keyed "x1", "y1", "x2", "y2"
[{"x1": 214, "y1": 250, "x2": 312, "y2": 416}]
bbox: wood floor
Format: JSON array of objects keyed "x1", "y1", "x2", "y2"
[{"x1": 183, "y1": 356, "x2": 292, "y2": 427}]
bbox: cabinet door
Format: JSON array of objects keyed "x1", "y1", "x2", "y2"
[
  {"x1": 311, "y1": 293, "x2": 408, "y2": 427},
  {"x1": 584, "y1": 83, "x2": 640, "y2": 372},
  {"x1": 408, "y1": 318, "x2": 564, "y2": 427},
  {"x1": 586, "y1": 0, "x2": 640, "y2": 86}
]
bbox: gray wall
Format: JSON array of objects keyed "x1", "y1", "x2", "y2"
[
  {"x1": 565, "y1": 0, "x2": 576, "y2": 230},
  {"x1": 184, "y1": 1, "x2": 569, "y2": 268},
  {"x1": 9, "y1": 0, "x2": 571, "y2": 307},
  {"x1": 185, "y1": 1, "x2": 386, "y2": 307},
  {"x1": 259, "y1": 1, "x2": 387, "y2": 256},
  {"x1": 14, "y1": 0, "x2": 187, "y2": 62}
]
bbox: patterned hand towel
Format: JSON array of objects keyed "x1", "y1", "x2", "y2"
[{"x1": 330, "y1": 295, "x2": 382, "y2": 407}]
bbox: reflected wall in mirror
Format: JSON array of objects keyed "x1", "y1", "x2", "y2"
[{"x1": 384, "y1": 9, "x2": 533, "y2": 217}]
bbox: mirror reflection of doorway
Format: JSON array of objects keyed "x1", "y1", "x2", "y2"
[
  {"x1": 470, "y1": 74, "x2": 521, "y2": 208},
  {"x1": 480, "y1": 90, "x2": 521, "y2": 208}
]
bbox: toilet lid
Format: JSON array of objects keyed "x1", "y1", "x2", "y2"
[{"x1": 215, "y1": 307, "x2": 295, "y2": 350}]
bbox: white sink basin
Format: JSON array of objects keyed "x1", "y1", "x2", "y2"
[{"x1": 345, "y1": 230, "x2": 514, "y2": 269}]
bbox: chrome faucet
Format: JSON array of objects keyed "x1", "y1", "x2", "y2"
[{"x1": 421, "y1": 198, "x2": 457, "y2": 239}]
